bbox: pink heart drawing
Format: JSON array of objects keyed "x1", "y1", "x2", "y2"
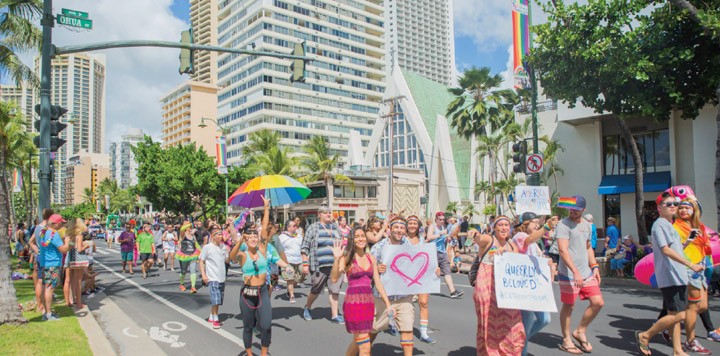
[{"x1": 390, "y1": 252, "x2": 429, "y2": 287}]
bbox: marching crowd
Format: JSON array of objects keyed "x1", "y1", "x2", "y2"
[{"x1": 8, "y1": 184, "x2": 720, "y2": 356}]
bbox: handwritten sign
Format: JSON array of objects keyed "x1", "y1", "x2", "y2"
[
  {"x1": 515, "y1": 186, "x2": 551, "y2": 216},
  {"x1": 381, "y1": 244, "x2": 440, "y2": 296},
  {"x1": 494, "y1": 252, "x2": 557, "y2": 312}
]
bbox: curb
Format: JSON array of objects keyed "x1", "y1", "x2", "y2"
[{"x1": 75, "y1": 304, "x2": 117, "y2": 355}]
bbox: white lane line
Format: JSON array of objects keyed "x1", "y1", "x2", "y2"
[
  {"x1": 95, "y1": 260, "x2": 245, "y2": 348},
  {"x1": 95, "y1": 249, "x2": 109, "y2": 255}
]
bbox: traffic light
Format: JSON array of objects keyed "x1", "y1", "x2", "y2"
[
  {"x1": 290, "y1": 41, "x2": 306, "y2": 83},
  {"x1": 33, "y1": 104, "x2": 68, "y2": 152},
  {"x1": 512, "y1": 140, "x2": 528, "y2": 174},
  {"x1": 179, "y1": 28, "x2": 194, "y2": 74}
]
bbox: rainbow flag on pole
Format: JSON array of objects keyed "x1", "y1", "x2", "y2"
[
  {"x1": 12, "y1": 169, "x2": 22, "y2": 193},
  {"x1": 512, "y1": 0, "x2": 532, "y2": 89},
  {"x1": 216, "y1": 136, "x2": 228, "y2": 174}
]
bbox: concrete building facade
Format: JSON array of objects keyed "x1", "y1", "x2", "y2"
[
  {"x1": 190, "y1": 0, "x2": 219, "y2": 84},
  {"x1": 109, "y1": 128, "x2": 144, "y2": 189},
  {"x1": 216, "y1": 0, "x2": 385, "y2": 166},
  {"x1": 0, "y1": 84, "x2": 36, "y2": 130},
  {"x1": 160, "y1": 80, "x2": 219, "y2": 156},
  {"x1": 64, "y1": 151, "x2": 110, "y2": 206}
]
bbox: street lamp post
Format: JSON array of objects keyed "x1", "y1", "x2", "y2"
[{"x1": 199, "y1": 117, "x2": 230, "y2": 217}]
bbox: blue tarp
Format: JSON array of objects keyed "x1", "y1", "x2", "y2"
[{"x1": 597, "y1": 172, "x2": 672, "y2": 195}]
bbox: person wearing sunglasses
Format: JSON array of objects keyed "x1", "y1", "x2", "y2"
[
  {"x1": 635, "y1": 192, "x2": 704, "y2": 356},
  {"x1": 176, "y1": 223, "x2": 202, "y2": 293},
  {"x1": 230, "y1": 195, "x2": 293, "y2": 356}
]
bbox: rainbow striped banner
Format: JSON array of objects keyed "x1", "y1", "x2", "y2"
[
  {"x1": 216, "y1": 136, "x2": 228, "y2": 174},
  {"x1": 12, "y1": 169, "x2": 22, "y2": 193},
  {"x1": 512, "y1": 0, "x2": 532, "y2": 89}
]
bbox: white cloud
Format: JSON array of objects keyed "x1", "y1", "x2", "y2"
[
  {"x1": 47, "y1": 0, "x2": 187, "y2": 149},
  {"x1": 499, "y1": 45, "x2": 515, "y2": 90},
  {"x1": 453, "y1": 0, "x2": 513, "y2": 53}
]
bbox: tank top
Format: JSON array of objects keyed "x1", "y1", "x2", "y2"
[
  {"x1": 242, "y1": 251, "x2": 268, "y2": 277},
  {"x1": 480, "y1": 237, "x2": 515, "y2": 265}
]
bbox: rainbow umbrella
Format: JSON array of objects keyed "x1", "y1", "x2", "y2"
[{"x1": 228, "y1": 175, "x2": 311, "y2": 208}]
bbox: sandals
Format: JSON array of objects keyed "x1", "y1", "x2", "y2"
[
  {"x1": 635, "y1": 331, "x2": 652, "y2": 356},
  {"x1": 572, "y1": 334, "x2": 592, "y2": 353},
  {"x1": 559, "y1": 344, "x2": 584, "y2": 354}
]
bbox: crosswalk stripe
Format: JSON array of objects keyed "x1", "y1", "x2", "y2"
[{"x1": 95, "y1": 249, "x2": 109, "y2": 255}]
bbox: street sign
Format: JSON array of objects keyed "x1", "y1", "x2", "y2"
[
  {"x1": 57, "y1": 14, "x2": 92, "y2": 29},
  {"x1": 62, "y1": 8, "x2": 89, "y2": 19},
  {"x1": 526, "y1": 153, "x2": 544, "y2": 173}
]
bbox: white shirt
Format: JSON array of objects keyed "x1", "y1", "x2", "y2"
[
  {"x1": 278, "y1": 232, "x2": 303, "y2": 264},
  {"x1": 199, "y1": 243, "x2": 228, "y2": 282}
]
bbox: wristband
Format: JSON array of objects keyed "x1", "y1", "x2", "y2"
[
  {"x1": 590, "y1": 263, "x2": 599, "y2": 268},
  {"x1": 302, "y1": 261, "x2": 309, "y2": 267},
  {"x1": 543, "y1": 224, "x2": 551, "y2": 232},
  {"x1": 591, "y1": 266, "x2": 599, "y2": 271}
]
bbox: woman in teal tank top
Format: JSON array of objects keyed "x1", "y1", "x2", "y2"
[{"x1": 229, "y1": 196, "x2": 292, "y2": 356}]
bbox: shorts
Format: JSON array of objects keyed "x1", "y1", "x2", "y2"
[
  {"x1": 121, "y1": 251, "x2": 133, "y2": 261},
  {"x1": 372, "y1": 296, "x2": 415, "y2": 333},
  {"x1": 209, "y1": 281, "x2": 225, "y2": 306},
  {"x1": 688, "y1": 269, "x2": 708, "y2": 291},
  {"x1": 281, "y1": 263, "x2": 306, "y2": 283},
  {"x1": 310, "y1": 267, "x2": 343, "y2": 295},
  {"x1": 41, "y1": 267, "x2": 60, "y2": 289},
  {"x1": 163, "y1": 247, "x2": 175, "y2": 254},
  {"x1": 558, "y1": 274, "x2": 602, "y2": 305},
  {"x1": 661, "y1": 285, "x2": 688, "y2": 312},
  {"x1": 140, "y1": 253, "x2": 153, "y2": 261},
  {"x1": 437, "y1": 252, "x2": 451, "y2": 276}
]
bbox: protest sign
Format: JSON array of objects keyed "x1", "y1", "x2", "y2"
[
  {"x1": 381, "y1": 244, "x2": 440, "y2": 296},
  {"x1": 494, "y1": 252, "x2": 557, "y2": 312},
  {"x1": 515, "y1": 186, "x2": 551, "y2": 215}
]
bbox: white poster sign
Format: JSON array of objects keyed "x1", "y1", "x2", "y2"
[
  {"x1": 380, "y1": 244, "x2": 440, "y2": 296},
  {"x1": 494, "y1": 252, "x2": 557, "y2": 312},
  {"x1": 515, "y1": 186, "x2": 551, "y2": 215}
]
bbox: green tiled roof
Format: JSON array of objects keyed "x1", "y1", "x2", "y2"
[{"x1": 401, "y1": 70, "x2": 473, "y2": 200}]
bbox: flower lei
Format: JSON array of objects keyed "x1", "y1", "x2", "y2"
[{"x1": 40, "y1": 227, "x2": 56, "y2": 247}]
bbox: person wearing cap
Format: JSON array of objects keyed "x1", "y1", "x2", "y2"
[
  {"x1": 300, "y1": 204, "x2": 345, "y2": 323},
  {"x1": 473, "y1": 215, "x2": 525, "y2": 354},
  {"x1": 427, "y1": 212, "x2": 463, "y2": 299},
  {"x1": 604, "y1": 217, "x2": 620, "y2": 252},
  {"x1": 27, "y1": 208, "x2": 54, "y2": 315},
  {"x1": 176, "y1": 223, "x2": 202, "y2": 293},
  {"x1": 610, "y1": 235, "x2": 636, "y2": 278},
  {"x1": 38, "y1": 214, "x2": 70, "y2": 321},
  {"x1": 512, "y1": 212, "x2": 559, "y2": 356},
  {"x1": 583, "y1": 214, "x2": 598, "y2": 250},
  {"x1": 635, "y1": 192, "x2": 704, "y2": 356},
  {"x1": 117, "y1": 223, "x2": 136, "y2": 274},
  {"x1": 556, "y1": 195, "x2": 604, "y2": 354}
]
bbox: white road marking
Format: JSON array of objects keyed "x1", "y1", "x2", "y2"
[
  {"x1": 162, "y1": 321, "x2": 187, "y2": 332},
  {"x1": 122, "y1": 326, "x2": 146, "y2": 338},
  {"x1": 95, "y1": 260, "x2": 245, "y2": 348},
  {"x1": 95, "y1": 249, "x2": 109, "y2": 255},
  {"x1": 149, "y1": 326, "x2": 185, "y2": 348}
]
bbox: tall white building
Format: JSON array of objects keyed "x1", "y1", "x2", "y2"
[
  {"x1": 34, "y1": 53, "x2": 107, "y2": 204},
  {"x1": 109, "y1": 128, "x2": 144, "y2": 189},
  {"x1": 216, "y1": 0, "x2": 385, "y2": 166},
  {"x1": 0, "y1": 84, "x2": 36, "y2": 130},
  {"x1": 385, "y1": 0, "x2": 455, "y2": 86},
  {"x1": 190, "y1": 0, "x2": 219, "y2": 84}
]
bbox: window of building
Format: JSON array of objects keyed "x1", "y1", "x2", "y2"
[{"x1": 603, "y1": 129, "x2": 670, "y2": 175}]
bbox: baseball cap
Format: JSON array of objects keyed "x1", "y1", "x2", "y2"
[
  {"x1": 558, "y1": 195, "x2": 587, "y2": 211},
  {"x1": 515, "y1": 212, "x2": 538, "y2": 227},
  {"x1": 48, "y1": 214, "x2": 66, "y2": 225},
  {"x1": 435, "y1": 211, "x2": 445, "y2": 218}
]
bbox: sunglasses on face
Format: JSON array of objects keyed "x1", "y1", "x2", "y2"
[
  {"x1": 663, "y1": 202, "x2": 680, "y2": 207},
  {"x1": 243, "y1": 228, "x2": 259, "y2": 235}
]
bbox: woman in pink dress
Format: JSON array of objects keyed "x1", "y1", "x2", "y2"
[
  {"x1": 331, "y1": 226, "x2": 393, "y2": 356},
  {"x1": 473, "y1": 215, "x2": 525, "y2": 355}
]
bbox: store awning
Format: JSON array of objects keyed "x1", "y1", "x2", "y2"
[{"x1": 597, "y1": 172, "x2": 672, "y2": 195}]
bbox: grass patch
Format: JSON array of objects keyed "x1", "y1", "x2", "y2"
[{"x1": 0, "y1": 258, "x2": 92, "y2": 356}]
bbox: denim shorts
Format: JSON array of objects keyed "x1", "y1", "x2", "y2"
[{"x1": 209, "y1": 281, "x2": 225, "y2": 306}]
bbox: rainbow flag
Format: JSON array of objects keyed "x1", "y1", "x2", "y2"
[
  {"x1": 512, "y1": 0, "x2": 532, "y2": 89},
  {"x1": 558, "y1": 196, "x2": 579, "y2": 209},
  {"x1": 216, "y1": 136, "x2": 227, "y2": 170},
  {"x1": 12, "y1": 169, "x2": 22, "y2": 193},
  {"x1": 233, "y1": 209, "x2": 252, "y2": 231}
]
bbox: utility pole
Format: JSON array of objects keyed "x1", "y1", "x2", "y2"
[
  {"x1": 38, "y1": 0, "x2": 54, "y2": 218},
  {"x1": 528, "y1": 64, "x2": 540, "y2": 186},
  {"x1": 380, "y1": 96, "x2": 404, "y2": 213}
]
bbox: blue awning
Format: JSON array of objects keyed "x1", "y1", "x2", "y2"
[{"x1": 598, "y1": 172, "x2": 672, "y2": 195}]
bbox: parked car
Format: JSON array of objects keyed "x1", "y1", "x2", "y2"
[{"x1": 88, "y1": 224, "x2": 105, "y2": 239}]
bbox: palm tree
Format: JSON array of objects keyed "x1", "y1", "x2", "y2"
[
  {"x1": 446, "y1": 201, "x2": 459, "y2": 216},
  {"x1": 539, "y1": 136, "x2": 565, "y2": 193},
  {"x1": 462, "y1": 202, "x2": 479, "y2": 221},
  {"x1": 251, "y1": 146, "x2": 299, "y2": 177},
  {"x1": 474, "y1": 181, "x2": 493, "y2": 204},
  {"x1": 0, "y1": 0, "x2": 42, "y2": 89},
  {"x1": 242, "y1": 129, "x2": 281, "y2": 163},
  {"x1": 299, "y1": 136, "x2": 352, "y2": 210},
  {"x1": 81, "y1": 187, "x2": 95, "y2": 205}
]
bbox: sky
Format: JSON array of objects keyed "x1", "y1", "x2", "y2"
[{"x1": 27, "y1": 0, "x2": 522, "y2": 150}]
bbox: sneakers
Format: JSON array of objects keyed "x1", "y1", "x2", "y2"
[
  {"x1": 190, "y1": 287, "x2": 197, "y2": 293},
  {"x1": 662, "y1": 330, "x2": 671, "y2": 345},
  {"x1": 142, "y1": 272, "x2": 147, "y2": 279},
  {"x1": 708, "y1": 331, "x2": 720, "y2": 342},
  {"x1": 212, "y1": 320, "x2": 221, "y2": 329},
  {"x1": 450, "y1": 290, "x2": 464, "y2": 299},
  {"x1": 684, "y1": 339, "x2": 712, "y2": 354},
  {"x1": 331, "y1": 315, "x2": 346, "y2": 325},
  {"x1": 303, "y1": 308, "x2": 312, "y2": 321},
  {"x1": 179, "y1": 285, "x2": 186, "y2": 292},
  {"x1": 43, "y1": 314, "x2": 60, "y2": 321},
  {"x1": 289, "y1": 297, "x2": 296, "y2": 304},
  {"x1": 420, "y1": 336, "x2": 436, "y2": 344}
]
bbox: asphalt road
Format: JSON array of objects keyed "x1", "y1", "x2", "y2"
[{"x1": 87, "y1": 244, "x2": 720, "y2": 355}]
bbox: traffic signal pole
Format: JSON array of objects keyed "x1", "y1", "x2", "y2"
[
  {"x1": 38, "y1": 0, "x2": 54, "y2": 218},
  {"x1": 528, "y1": 64, "x2": 540, "y2": 187}
]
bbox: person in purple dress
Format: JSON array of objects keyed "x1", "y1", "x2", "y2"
[{"x1": 331, "y1": 226, "x2": 393, "y2": 356}]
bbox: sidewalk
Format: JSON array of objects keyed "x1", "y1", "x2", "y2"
[{"x1": 74, "y1": 304, "x2": 116, "y2": 356}]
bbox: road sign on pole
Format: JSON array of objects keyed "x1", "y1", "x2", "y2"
[
  {"x1": 526, "y1": 153, "x2": 544, "y2": 174},
  {"x1": 57, "y1": 14, "x2": 92, "y2": 29},
  {"x1": 61, "y1": 8, "x2": 88, "y2": 19}
]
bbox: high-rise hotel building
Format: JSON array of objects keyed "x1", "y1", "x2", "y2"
[
  {"x1": 385, "y1": 0, "x2": 455, "y2": 86},
  {"x1": 0, "y1": 84, "x2": 36, "y2": 130},
  {"x1": 190, "y1": 0, "x2": 219, "y2": 85},
  {"x1": 216, "y1": 0, "x2": 385, "y2": 165}
]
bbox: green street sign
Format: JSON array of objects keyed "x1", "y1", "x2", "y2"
[
  {"x1": 61, "y1": 8, "x2": 89, "y2": 19},
  {"x1": 57, "y1": 14, "x2": 92, "y2": 29}
]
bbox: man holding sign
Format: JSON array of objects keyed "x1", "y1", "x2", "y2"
[{"x1": 556, "y1": 195, "x2": 604, "y2": 354}]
